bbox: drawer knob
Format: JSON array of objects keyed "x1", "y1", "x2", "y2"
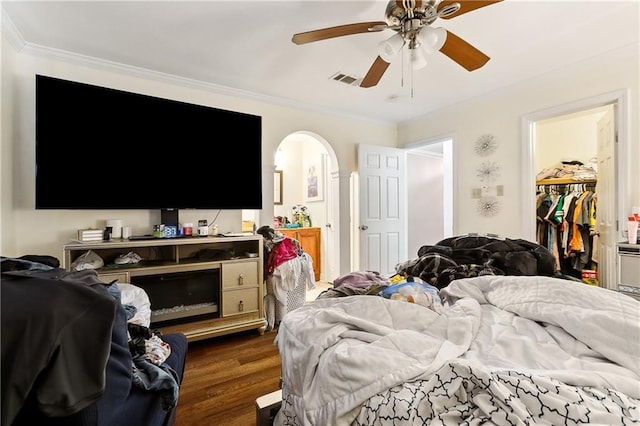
[
  {"x1": 239, "y1": 300, "x2": 244, "y2": 311},
  {"x1": 238, "y1": 273, "x2": 244, "y2": 285}
]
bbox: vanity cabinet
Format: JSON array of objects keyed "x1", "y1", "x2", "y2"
[{"x1": 279, "y1": 227, "x2": 321, "y2": 281}]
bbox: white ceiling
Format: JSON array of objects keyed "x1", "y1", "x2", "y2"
[{"x1": 2, "y1": 1, "x2": 639, "y2": 124}]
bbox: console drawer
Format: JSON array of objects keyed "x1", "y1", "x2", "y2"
[
  {"x1": 222, "y1": 288, "x2": 258, "y2": 316},
  {"x1": 99, "y1": 271, "x2": 129, "y2": 283},
  {"x1": 222, "y1": 261, "x2": 258, "y2": 289}
]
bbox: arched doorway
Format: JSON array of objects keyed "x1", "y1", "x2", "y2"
[{"x1": 274, "y1": 131, "x2": 340, "y2": 282}]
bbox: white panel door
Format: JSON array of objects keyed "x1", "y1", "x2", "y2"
[
  {"x1": 596, "y1": 105, "x2": 617, "y2": 289},
  {"x1": 358, "y1": 144, "x2": 406, "y2": 275}
]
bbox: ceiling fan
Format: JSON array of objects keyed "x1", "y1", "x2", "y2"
[{"x1": 292, "y1": 0, "x2": 503, "y2": 88}]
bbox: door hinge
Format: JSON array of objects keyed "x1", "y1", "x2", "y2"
[{"x1": 616, "y1": 220, "x2": 619, "y2": 231}]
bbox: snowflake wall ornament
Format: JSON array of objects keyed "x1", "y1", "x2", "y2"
[
  {"x1": 476, "y1": 161, "x2": 501, "y2": 183},
  {"x1": 474, "y1": 134, "x2": 497, "y2": 156},
  {"x1": 477, "y1": 197, "x2": 500, "y2": 217}
]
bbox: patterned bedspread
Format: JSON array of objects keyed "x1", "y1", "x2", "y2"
[
  {"x1": 354, "y1": 363, "x2": 639, "y2": 425},
  {"x1": 275, "y1": 275, "x2": 640, "y2": 425}
]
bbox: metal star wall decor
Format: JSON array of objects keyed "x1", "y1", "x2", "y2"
[
  {"x1": 477, "y1": 197, "x2": 500, "y2": 217},
  {"x1": 474, "y1": 134, "x2": 497, "y2": 156},
  {"x1": 476, "y1": 161, "x2": 500, "y2": 183}
]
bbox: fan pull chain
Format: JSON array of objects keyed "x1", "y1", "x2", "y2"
[
  {"x1": 411, "y1": 62, "x2": 415, "y2": 98},
  {"x1": 401, "y1": 46, "x2": 406, "y2": 89}
]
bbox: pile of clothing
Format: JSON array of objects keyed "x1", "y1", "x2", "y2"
[
  {"x1": 257, "y1": 226, "x2": 315, "y2": 330},
  {"x1": 396, "y1": 234, "x2": 578, "y2": 289},
  {"x1": 0, "y1": 256, "x2": 182, "y2": 425},
  {"x1": 536, "y1": 159, "x2": 597, "y2": 181}
]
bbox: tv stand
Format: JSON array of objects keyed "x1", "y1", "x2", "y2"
[{"x1": 63, "y1": 235, "x2": 267, "y2": 342}]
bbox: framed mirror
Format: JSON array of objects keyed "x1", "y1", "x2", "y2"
[{"x1": 274, "y1": 170, "x2": 283, "y2": 205}]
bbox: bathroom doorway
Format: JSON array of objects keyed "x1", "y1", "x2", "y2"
[{"x1": 274, "y1": 132, "x2": 339, "y2": 282}]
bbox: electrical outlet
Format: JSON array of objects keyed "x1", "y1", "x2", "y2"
[
  {"x1": 496, "y1": 185, "x2": 504, "y2": 196},
  {"x1": 471, "y1": 188, "x2": 482, "y2": 199}
]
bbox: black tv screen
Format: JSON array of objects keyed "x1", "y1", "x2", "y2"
[{"x1": 35, "y1": 74, "x2": 262, "y2": 210}]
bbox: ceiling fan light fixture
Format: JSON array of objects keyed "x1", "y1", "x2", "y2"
[
  {"x1": 378, "y1": 33, "x2": 404, "y2": 62},
  {"x1": 409, "y1": 47, "x2": 428, "y2": 70},
  {"x1": 418, "y1": 26, "x2": 447, "y2": 54},
  {"x1": 290, "y1": 0, "x2": 502, "y2": 89}
]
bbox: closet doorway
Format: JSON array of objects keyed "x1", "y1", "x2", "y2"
[{"x1": 522, "y1": 90, "x2": 630, "y2": 290}]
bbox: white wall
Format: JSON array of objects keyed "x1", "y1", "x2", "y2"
[
  {"x1": 535, "y1": 108, "x2": 605, "y2": 173},
  {"x1": 274, "y1": 139, "x2": 304, "y2": 221},
  {"x1": 407, "y1": 152, "x2": 444, "y2": 257},
  {"x1": 1, "y1": 34, "x2": 18, "y2": 254},
  {"x1": 397, "y1": 44, "x2": 639, "y2": 238},
  {"x1": 0, "y1": 36, "x2": 396, "y2": 261}
]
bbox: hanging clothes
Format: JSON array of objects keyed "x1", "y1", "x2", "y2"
[{"x1": 535, "y1": 179, "x2": 597, "y2": 277}]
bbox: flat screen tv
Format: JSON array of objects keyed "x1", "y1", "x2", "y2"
[{"x1": 35, "y1": 74, "x2": 262, "y2": 210}]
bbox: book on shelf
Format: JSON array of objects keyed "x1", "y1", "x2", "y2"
[{"x1": 78, "y1": 229, "x2": 104, "y2": 242}]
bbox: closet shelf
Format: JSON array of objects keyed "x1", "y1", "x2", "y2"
[{"x1": 536, "y1": 177, "x2": 597, "y2": 185}]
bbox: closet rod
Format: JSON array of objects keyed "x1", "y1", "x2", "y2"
[{"x1": 535, "y1": 178, "x2": 597, "y2": 185}]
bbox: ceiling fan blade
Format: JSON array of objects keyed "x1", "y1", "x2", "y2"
[
  {"x1": 292, "y1": 21, "x2": 387, "y2": 45},
  {"x1": 437, "y1": 0, "x2": 503, "y2": 19},
  {"x1": 360, "y1": 56, "x2": 391, "y2": 88},
  {"x1": 439, "y1": 30, "x2": 490, "y2": 71}
]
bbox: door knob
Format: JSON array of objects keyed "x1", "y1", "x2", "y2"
[
  {"x1": 359, "y1": 225, "x2": 368, "y2": 230},
  {"x1": 325, "y1": 223, "x2": 332, "y2": 228}
]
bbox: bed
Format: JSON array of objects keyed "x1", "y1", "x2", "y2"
[{"x1": 272, "y1": 236, "x2": 640, "y2": 425}]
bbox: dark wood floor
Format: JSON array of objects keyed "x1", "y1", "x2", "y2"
[{"x1": 174, "y1": 329, "x2": 281, "y2": 426}]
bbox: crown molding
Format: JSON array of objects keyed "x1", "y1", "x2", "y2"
[
  {"x1": 3, "y1": 15, "x2": 394, "y2": 127},
  {"x1": 1, "y1": 7, "x2": 26, "y2": 52}
]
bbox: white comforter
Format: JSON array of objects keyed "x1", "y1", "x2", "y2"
[{"x1": 275, "y1": 275, "x2": 640, "y2": 425}]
